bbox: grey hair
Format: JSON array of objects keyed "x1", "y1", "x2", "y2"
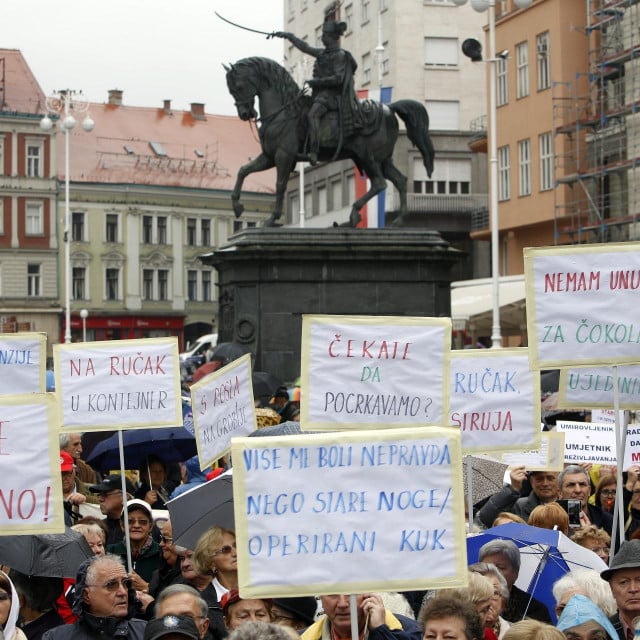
[
  {"x1": 558, "y1": 464, "x2": 589, "y2": 489},
  {"x1": 85, "y1": 554, "x2": 125, "y2": 586},
  {"x1": 155, "y1": 584, "x2": 208, "y2": 618},
  {"x1": 228, "y1": 622, "x2": 295, "y2": 640},
  {"x1": 551, "y1": 569, "x2": 616, "y2": 617},
  {"x1": 72, "y1": 523, "x2": 106, "y2": 542},
  {"x1": 468, "y1": 562, "x2": 509, "y2": 599},
  {"x1": 59, "y1": 433, "x2": 71, "y2": 449},
  {"x1": 478, "y1": 539, "x2": 521, "y2": 573}
]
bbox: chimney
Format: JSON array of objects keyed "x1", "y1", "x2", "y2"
[
  {"x1": 108, "y1": 89, "x2": 123, "y2": 106},
  {"x1": 163, "y1": 99, "x2": 172, "y2": 114},
  {"x1": 190, "y1": 102, "x2": 206, "y2": 120}
]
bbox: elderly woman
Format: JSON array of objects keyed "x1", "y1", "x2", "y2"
[
  {"x1": 193, "y1": 526, "x2": 238, "y2": 602},
  {"x1": 503, "y1": 620, "x2": 565, "y2": 640},
  {"x1": 469, "y1": 563, "x2": 511, "y2": 640},
  {"x1": 0, "y1": 571, "x2": 27, "y2": 640},
  {"x1": 551, "y1": 569, "x2": 616, "y2": 619},
  {"x1": 419, "y1": 595, "x2": 484, "y2": 640},
  {"x1": 556, "y1": 594, "x2": 618, "y2": 640},
  {"x1": 571, "y1": 526, "x2": 611, "y2": 566},
  {"x1": 443, "y1": 572, "x2": 496, "y2": 639}
]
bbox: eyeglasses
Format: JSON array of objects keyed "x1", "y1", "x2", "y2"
[
  {"x1": 127, "y1": 518, "x2": 150, "y2": 526},
  {"x1": 213, "y1": 543, "x2": 236, "y2": 556},
  {"x1": 159, "y1": 534, "x2": 174, "y2": 544},
  {"x1": 0, "y1": 592, "x2": 10, "y2": 602},
  {"x1": 632, "y1": 489, "x2": 640, "y2": 496},
  {"x1": 98, "y1": 490, "x2": 121, "y2": 500},
  {"x1": 600, "y1": 489, "x2": 616, "y2": 496},
  {"x1": 589, "y1": 546, "x2": 610, "y2": 555},
  {"x1": 86, "y1": 577, "x2": 132, "y2": 592}
]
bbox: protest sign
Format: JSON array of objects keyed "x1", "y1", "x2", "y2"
[
  {"x1": 0, "y1": 333, "x2": 46, "y2": 395},
  {"x1": 54, "y1": 338, "x2": 182, "y2": 431},
  {"x1": 449, "y1": 348, "x2": 540, "y2": 454},
  {"x1": 0, "y1": 394, "x2": 63, "y2": 533},
  {"x1": 232, "y1": 426, "x2": 466, "y2": 597},
  {"x1": 591, "y1": 409, "x2": 626, "y2": 424},
  {"x1": 558, "y1": 366, "x2": 640, "y2": 409},
  {"x1": 524, "y1": 243, "x2": 640, "y2": 368},
  {"x1": 624, "y1": 424, "x2": 640, "y2": 468},
  {"x1": 501, "y1": 432, "x2": 565, "y2": 471},
  {"x1": 556, "y1": 420, "x2": 617, "y2": 465},
  {"x1": 300, "y1": 315, "x2": 451, "y2": 430},
  {"x1": 191, "y1": 354, "x2": 256, "y2": 470}
]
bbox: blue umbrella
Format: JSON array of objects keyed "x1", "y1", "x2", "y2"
[{"x1": 86, "y1": 425, "x2": 197, "y2": 472}]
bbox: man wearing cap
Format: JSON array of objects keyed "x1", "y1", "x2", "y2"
[
  {"x1": 477, "y1": 466, "x2": 559, "y2": 528},
  {"x1": 271, "y1": 597, "x2": 317, "y2": 632},
  {"x1": 42, "y1": 554, "x2": 146, "y2": 640},
  {"x1": 221, "y1": 590, "x2": 272, "y2": 631},
  {"x1": 144, "y1": 615, "x2": 200, "y2": 640},
  {"x1": 154, "y1": 585, "x2": 212, "y2": 640},
  {"x1": 602, "y1": 539, "x2": 640, "y2": 640},
  {"x1": 61, "y1": 451, "x2": 99, "y2": 526},
  {"x1": 107, "y1": 499, "x2": 161, "y2": 592},
  {"x1": 90, "y1": 475, "x2": 136, "y2": 546}
]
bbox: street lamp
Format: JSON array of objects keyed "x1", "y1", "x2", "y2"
[
  {"x1": 80, "y1": 309, "x2": 89, "y2": 342},
  {"x1": 40, "y1": 91, "x2": 94, "y2": 344},
  {"x1": 458, "y1": 0, "x2": 531, "y2": 348}
]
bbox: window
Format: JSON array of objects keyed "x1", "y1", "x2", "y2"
[
  {"x1": 331, "y1": 180, "x2": 342, "y2": 210},
  {"x1": 202, "y1": 270, "x2": 211, "y2": 302},
  {"x1": 424, "y1": 37, "x2": 459, "y2": 68},
  {"x1": 518, "y1": 139, "x2": 531, "y2": 196},
  {"x1": 379, "y1": 0, "x2": 387, "y2": 9},
  {"x1": 25, "y1": 202, "x2": 43, "y2": 235},
  {"x1": 187, "y1": 270, "x2": 198, "y2": 301},
  {"x1": 72, "y1": 267, "x2": 86, "y2": 300},
  {"x1": 72, "y1": 212, "x2": 85, "y2": 241},
  {"x1": 498, "y1": 145, "x2": 511, "y2": 201},
  {"x1": 157, "y1": 216, "x2": 167, "y2": 244},
  {"x1": 318, "y1": 186, "x2": 327, "y2": 215},
  {"x1": 516, "y1": 41, "x2": 529, "y2": 98},
  {"x1": 414, "y1": 158, "x2": 471, "y2": 195},
  {"x1": 106, "y1": 268, "x2": 120, "y2": 301},
  {"x1": 537, "y1": 32, "x2": 550, "y2": 91},
  {"x1": 361, "y1": 0, "x2": 370, "y2": 24},
  {"x1": 539, "y1": 132, "x2": 553, "y2": 191},
  {"x1": 27, "y1": 263, "x2": 40, "y2": 297},
  {"x1": 106, "y1": 214, "x2": 119, "y2": 242},
  {"x1": 344, "y1": 4, "x2": 353, "y2": 32},
  {"x1": 143, "y1": 269, "x2": 154, "y2": 300},
  {"x1": 187, "y1": 218, "x2": 197, "y2": 246},
  {"x1": 425, "y1": 100, "x2": 460, "y2": 130},
  {"x1": 158, "y1": 269, "x2": 169, "y2": 301},
  {"x1": 143, "y1": 216, "x2": 153, "y2": 244},
  {"x1": 497, "y1": 57, "x2": 508, "y2": 106},
  {"x1": 201, "y1": 219, "x2": 211, "y2": 246},
  {"x1": 362, "y1": 53, "x2": 371, "y2": 85},
  {"x1": 26, "y1": 144, "x2": 41, "y2": 177},
  {"x1": 0, "y1": 140, "x2": 5, "y2": 176}
]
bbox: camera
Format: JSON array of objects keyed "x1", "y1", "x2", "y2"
[{"x1": 557, "y1": 499, "x2": 582, "y2": 529}]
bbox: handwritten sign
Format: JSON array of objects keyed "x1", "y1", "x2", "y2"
[
  {"x1": 624, "y1": 424, "x2": 640, "y2": 468},
  {"x1": 558, "y1": 366, "x2": 640, "y2": 409},
  {"x1": 0, "y1": 333, "x2": 46, "y2": 395},
  {"x1": 525, "y1": 243, "x2": 640, "y2": 368},
  {"x1": 0, "y1": 394, "x2": 63, "y2": 533},
  {"x1": 501, "y1": 431, "x2": 565, "y2": 471},
  {"x1": 232, "y1": 427, "x2": 467, "y2": 597},
  {"x1": 556, "y1": 420, "x2": 617, "y2": 465},
  {"x1": 300, "y1": 315, "x2": 451, "y2": 430},
  {"x1": 54, "y1": 338, "x2": 182, "y2": 431},
  {"x1": 191, "y1": 354, "x2": 256, "y2": 470},
  {"x1": 449, "y1": 348, "x2": 540, "y2": 454}
]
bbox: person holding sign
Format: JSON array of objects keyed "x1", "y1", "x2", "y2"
[{"x1": 301, "y1": 594, "x2": 421, "y2": 640}]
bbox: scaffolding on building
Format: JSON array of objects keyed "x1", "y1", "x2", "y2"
[{"x1": 553, "y1": 0, "x2": 640, "y2": 245}]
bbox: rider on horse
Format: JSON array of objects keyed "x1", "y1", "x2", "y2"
[{"x1": 272, "y1": 17, "x2": 362, "y2": 165}]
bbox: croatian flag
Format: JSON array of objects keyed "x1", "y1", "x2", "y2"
[{"x1": 356, "y1": 87, "x2": 392, "y2": 228}]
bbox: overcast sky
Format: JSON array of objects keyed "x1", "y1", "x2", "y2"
[{"x1": 3, "y1": 0, "x2": 284, "y2": 115}]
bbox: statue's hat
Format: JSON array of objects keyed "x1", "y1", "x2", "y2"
[{"x1": 322, "y1": 19, "x2": 347, "y2": 36}]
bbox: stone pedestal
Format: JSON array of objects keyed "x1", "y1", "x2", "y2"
[{"x1": 201, "y1": 228, "x2": 464, "y2": 383}]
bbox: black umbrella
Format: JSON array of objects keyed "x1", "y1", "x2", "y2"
[
  {"x1": 168, "y1": 473, "x2": 234, "y2": 550},
  {"x1": 252, "y1": 371, "x2": 283, "y2": 401},
  {"x1": 208, "y1": 342, "x2": 252, "y2": 365},
  {"x1": 0, "y1": 527, "x2": 93, "y2": 578}
]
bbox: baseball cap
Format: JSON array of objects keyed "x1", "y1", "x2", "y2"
[
  {"x1": 60, "y1": 451, "x2": 74, "y2": 473},
  {"x1": 122, "y1": 498, "x2": 153, "y2": 521},
  {"x1": 89, "y1": 474, "x2": 135, "y2": 495},
  {"x1": 143, "y1": 616, "x2": 199, "y2": 640}
]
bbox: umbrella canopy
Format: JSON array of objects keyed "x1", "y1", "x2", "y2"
[
  {"x1": 467, "y1": 522, "x2": 607, "y2": 622},
  {"x1": 252, "y1": 371, "x2": 283, "y2": 401},
  {"x1": 0, "y1": 527, "x2": 93, "y2": 578},
  {"x1": 208, "y1": 342, "x2": 252, "y2": 365},
  {"x1": 86, "y1": 426, "x2": 197, "y2": 472},
  {"x1": 463, "y1": 455, "x2": 508, "y2": 505},
  {"x1": 168, "y1": 473, "x2": 234, "y2": 550}
]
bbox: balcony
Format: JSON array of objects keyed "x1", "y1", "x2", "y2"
[{"x1": 387, "y1": 191, "x2": 488, "y2": 215}]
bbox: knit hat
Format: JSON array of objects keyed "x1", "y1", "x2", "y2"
[{"x1": 272, "y1": 596, "x2": 318, "y2": 626}]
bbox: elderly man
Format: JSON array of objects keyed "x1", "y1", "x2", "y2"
[
  {"x1": 90, "y1": 475, "x2": 136, "y2": 546},
  {"x1": 154, "y1": 585, "x2": 211, "y2": 640},
  {"x1": 301, "y1": 593, "x2": 421, "y2": 640},
  {"x1": 601, "y1": 539, "x2": 640, "y2": 640},
  {"x1": 143, "y1": 616, "x2": 200, "y2": 640},
  {"x1": 42, "y1": 554, "x2": 146, "y2": 640},
  {"x1": 60, "y1": 433, "x2": 97, "y2": 485},
  {"x1": 221, "y1": 590, "x2": 272, "y2": 631},
  {"x1": 478, "y1": 539, "x2": 552, "y2": 623}
]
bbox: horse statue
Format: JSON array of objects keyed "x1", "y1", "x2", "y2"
[{"x1": 224, "y1": 56, "x2": 435, "y2": 228}]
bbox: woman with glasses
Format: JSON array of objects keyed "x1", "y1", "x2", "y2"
[
  {"x1": 148, "y1": 520, "x2": 181, "y2": 599},
  {"x1": 593, "y1": 477, "x2": 617, "y2": 515},
  {"x1": 0, "y1": 571, "x2": 27, "y2": 640},
  {"x1": 192, "y1": 527, "x2": 238, "y2": 603},
  {"x1": 571, "y1": 526, "x2": 611, "y2": 565}
]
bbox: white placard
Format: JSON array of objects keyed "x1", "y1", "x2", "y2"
[
  {"x1": 524, "y1": 243, "x2": 640, "y2": 368},
  {"x1": 232, "y1": 427, "x2": 467, "y2": 598},
  {"x1": 0, "y1": 394, "x2": 64, "y2": 533},
  {"x1": 0, "y1": 333, "x2": 46, "y2": 395},
  {"x1": 191, "y1": 354, "x2": 256, "y2": 470},
  {"x1": 558, "y1": 366, "x2": 640, "y2": 409},
  {"x1": 591, "y1": 409, "x2": 626, "y2": 424},
  {"x1": 556, "y1": 420, "x2": 617, "y2": 465},
  {"x1": 500, "y1": 432, "x2": 565, "y2": 471},
  {"x1": 300, "y1": 315, "x2": 451, "y2": 430},
  {"x1": 449, "y1": 348, "x2": 540, "y2": 454},
  {"x1": 54, "y1": 338, "x2": 182, "y2": 431}
]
